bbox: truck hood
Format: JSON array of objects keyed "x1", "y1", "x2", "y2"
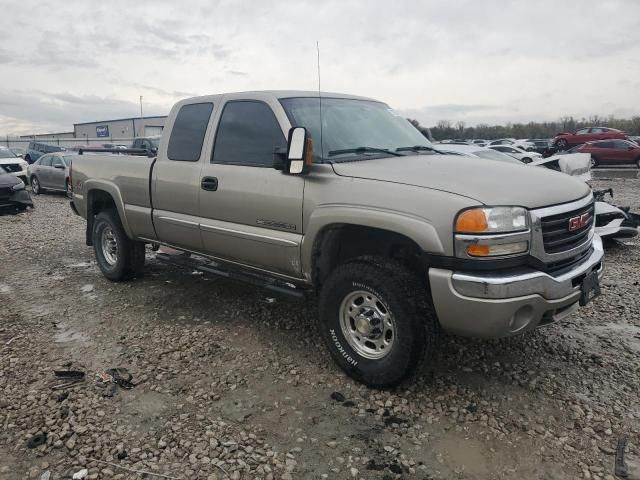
[{"x1": 331, "y1": 154, "x2": 591, "y2": 209}]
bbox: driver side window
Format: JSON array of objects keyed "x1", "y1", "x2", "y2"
[
  {"x1": 212, "y1": 101, "x2": 286, "y2": 167},
  {"x1": 576, "y1": 128, "x2": 590, "y2": 135}
]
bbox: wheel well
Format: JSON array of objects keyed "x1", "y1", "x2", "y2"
[
  {"x1": 85, "y1": 189, "x2": 117, "y2": 246},
  {"x1": 311, "y1": 224, "x2": 426, "y2": 290}
]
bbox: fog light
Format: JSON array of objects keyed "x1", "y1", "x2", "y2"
[{"x1": 466, "y1": 242, "x2": 528, "y2": 257}]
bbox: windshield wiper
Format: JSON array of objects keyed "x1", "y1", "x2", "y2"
[
  {"x1": 327, "y1": 147, "x2": 403, "y2": 157},
  {"x1": 395, "y1": 145, "x2": 437, "y2": 153}
]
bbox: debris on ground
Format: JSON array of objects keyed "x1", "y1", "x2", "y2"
[
  {"x1": 26, "y1": 433, "x2": 47, "y2": 449},
  {"x1": 72, "y1": 468, "x2": 88, "y2": 479}
]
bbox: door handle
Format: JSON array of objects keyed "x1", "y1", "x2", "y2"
[{"x1": 201, "y1": 176, "x2": 218, "y2": 191}]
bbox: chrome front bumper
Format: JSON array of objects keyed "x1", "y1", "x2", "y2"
[{"x1": 429, "y1": 235, "x2": 604, "y2": 338}]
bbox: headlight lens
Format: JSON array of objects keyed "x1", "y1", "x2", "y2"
[
  {"x1": 11, "y1": 181, "x2": 25, "y2": 191},
  {"x1": 455, "y1": 206, "x2": 530, "y2": 258},
  {"x1": 455, "y1": 207, "x2": 528, "y2": 234}
]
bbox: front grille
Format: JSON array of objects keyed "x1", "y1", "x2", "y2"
[
  {"x1": 540, "y1": 202, "x2": 594, "y2": 254},
  {"x1": 1, "y1": 163, "x2": 22, "y2": 173}
]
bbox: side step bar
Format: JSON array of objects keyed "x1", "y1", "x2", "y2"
[{"x1": 154, "y1": 251, "x2": 308, "y2": 299}]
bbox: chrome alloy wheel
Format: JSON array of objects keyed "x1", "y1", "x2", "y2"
[
  {"x1": 101, "y1": 226, "x2": 118, "y2": 265},
  {"x1": 339, "y1": 290, "x2": 395, "y2": 359}
]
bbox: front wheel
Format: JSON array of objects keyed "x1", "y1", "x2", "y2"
[
  {"x1": 556, "y1": 138, "x2": 568, "y2": 150},
  {"x1": 92, "y1": 210, "x2": 145, "y2": 281},
  {"x1": 318, "y1": 257, "x2": 437, "y2": 388},
  {"x1": 591, "y1": 156, "x2": 599, "y2": 168},
  {"x1": 522, "y1": 157, "x2": 532, "y2": 164}
]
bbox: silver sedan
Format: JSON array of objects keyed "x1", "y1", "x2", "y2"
[{"x1": 27, "y1": 152, "x2": 72, "y2": 195}]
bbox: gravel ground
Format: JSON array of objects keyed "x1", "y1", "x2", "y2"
[{"x1": 1, "y1": 173, "x2": 639, "y2": 480}]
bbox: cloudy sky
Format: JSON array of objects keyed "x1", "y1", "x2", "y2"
[{"x1": 0, "y1": 0, "x2": 639, "y2": 135}]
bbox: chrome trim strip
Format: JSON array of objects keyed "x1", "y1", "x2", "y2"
[
  {"x1": 450, "y1": 235, "x2": 604, "y2": 300},
  {"x1": 157, "y1": 216, "x2": 199, "y2": 229},
  {"x1": 455, "y1": 230, "x2": 530, "y2": 259},
  {"x1": 199, "y1": 223, "x2": 299, "y2": 247},
  {"x1": 531, "y1": 194, "x2": 594, "y2": 218}
]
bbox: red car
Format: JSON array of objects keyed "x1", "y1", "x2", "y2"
[
  {"x1": 554, "y1": 127, "x2": 626, "y2": 150},
  {"x1": 577, "y1": 139, "x2": 640, "y2": 168}
]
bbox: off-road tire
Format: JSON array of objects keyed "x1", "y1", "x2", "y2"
[
  {"x1": 92, "y1": 210, "x2": 145, "y2": 281},
  {"x1": 318, "y1": 256, "x2": 437, "y2": 388}
]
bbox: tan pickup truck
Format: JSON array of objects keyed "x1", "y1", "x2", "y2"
[{"x1": 70, "y1": 91, "x2": 604, "y2": 387}]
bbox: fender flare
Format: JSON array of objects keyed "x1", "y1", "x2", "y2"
[
  {"x1": 301, "y1": 205, "x2": 445, "y2": 277},
  {"x1": 85, "y1": 180, "x2": 134, "y2": 239}
]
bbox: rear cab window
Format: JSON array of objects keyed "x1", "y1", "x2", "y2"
[{"x1": 167, "y1": 103, "x2": 214, "y2": 161}]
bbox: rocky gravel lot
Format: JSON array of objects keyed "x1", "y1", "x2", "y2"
[{"x1": 1, "y1": 173, "x2": 640, "y2": 480}]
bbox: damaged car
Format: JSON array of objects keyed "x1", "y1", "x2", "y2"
[
  {"x1": 593, "y1": 189, "x2": 639, "y2": 240},
  {"x1": 0, "y1": 172, "x2": 34, "y2": 213}
]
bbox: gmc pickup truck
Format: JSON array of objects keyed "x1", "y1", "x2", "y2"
[{"x1": 70, "y1": 91, "x2": 604, "y2": 387}]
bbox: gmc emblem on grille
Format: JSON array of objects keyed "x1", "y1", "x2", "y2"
[{"x1": 568, "y1": 213, "x2": 591, "y2": 231}]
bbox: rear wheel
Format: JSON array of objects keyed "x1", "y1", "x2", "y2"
[
  {"x1": 92, "y1": 210, "x2": 145, "y2": 281},
  {"x1": 318, "y1": 256, "x2": 437, "y2": 388},
  {"x1": 522, "y1": 157, "x2": 532, "y2": 164},
  {"x1": 636, "y1": 157, "x2": 640, "y2": 169},
  {"x1": 556, "y1": 138, "x2": 568, "y2": 150},
  {"x1": 590, "y1": 157, "x2": 599, "y2": 168},
  {"x1": 30, "y1": 176, "x2": 42, "y2": 195}
]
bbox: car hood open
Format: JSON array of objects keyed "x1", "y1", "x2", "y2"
[{"x1": 330, "y1": 154, "x2": 591, "y2": 209}]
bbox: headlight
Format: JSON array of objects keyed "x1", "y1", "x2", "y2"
[
  {"x1": 11, "y1": 181, "x2": 25, "y2": 191},
  {"x1": 455, "y1": 207, "x2": 528, "y2": 233},
  {"x1": 455, "y1": 207, "x2": 530, "y2": 258}
]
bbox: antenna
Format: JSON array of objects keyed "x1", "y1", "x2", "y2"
[{"x1": 316, "y1": 40, "x2": 324, "y2": 160}]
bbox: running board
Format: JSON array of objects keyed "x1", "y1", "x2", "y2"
[{"x1": 154, "y1": 251, "x2": 307, "y2": 299}]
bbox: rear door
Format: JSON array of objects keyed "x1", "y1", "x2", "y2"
[
  {"x1": 152, "y1": 102, "x2": 215, "y2": 252},
  {"x1": 198, "y1": 96, "x2": 304, "y2": 277},
  {"x1": 574, "y1": 128, "x2": 592, "y2": 144}
]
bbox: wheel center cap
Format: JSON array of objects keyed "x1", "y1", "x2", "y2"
[{"x1": 355, "y1": 315, "x2": 373, "y2": 336}]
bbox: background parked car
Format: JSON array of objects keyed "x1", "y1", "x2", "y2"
[
  {"x1": 130, "y1": 136, "x2": 161, "y2": 153},
  {"x1": 488, "y1": 138, "x2": 535, "y2": 151},
  {"x1": 9, "y1": 147, "x2": 26, "y2": 158},
  {"x1": 553, "y1": 127, "x2": 626, "y2": 150},
  {"x1": 526, "y1": 139, "x2": 552, "y2": 154},
  {"x1": 0, "y1": 171, "x2": 33, "y2": 213},
  {"x1": 488, "y1": 145, "x2": 541, "y2": 163},
  {"x1": 433, "y1": 144, "x2": 524, "y2": 164},
  {"x1": 24, "y1": 141, "x2": 66, "y2": 164},
  {"x1": 28, "y1": 152, "x2": 73, "y2": 195},
  {"x1": 576, "y1": 139, "x2": 640, "y2": 168},
  {"x1": 0, "y1": 147, "x2": 29, "y2": 184}
]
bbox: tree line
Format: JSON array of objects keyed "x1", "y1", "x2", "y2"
[{"x1": 409, "y1": 115, "x2": 640, "y2": 141}]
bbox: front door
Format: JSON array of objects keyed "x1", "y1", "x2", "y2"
[{"x1": 198, "y1": 99, "x2": 304, "y2": 277}]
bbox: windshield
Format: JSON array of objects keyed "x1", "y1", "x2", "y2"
[
  {"x1": 0, "y1": 149, "x2": 17, "y2": 159},
  {"x1": 280, "y1": 97, "x2": 431, "y2": 162},
  {"x1": 473, "y1": 149, "x2": 522, "y2": 165}
]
